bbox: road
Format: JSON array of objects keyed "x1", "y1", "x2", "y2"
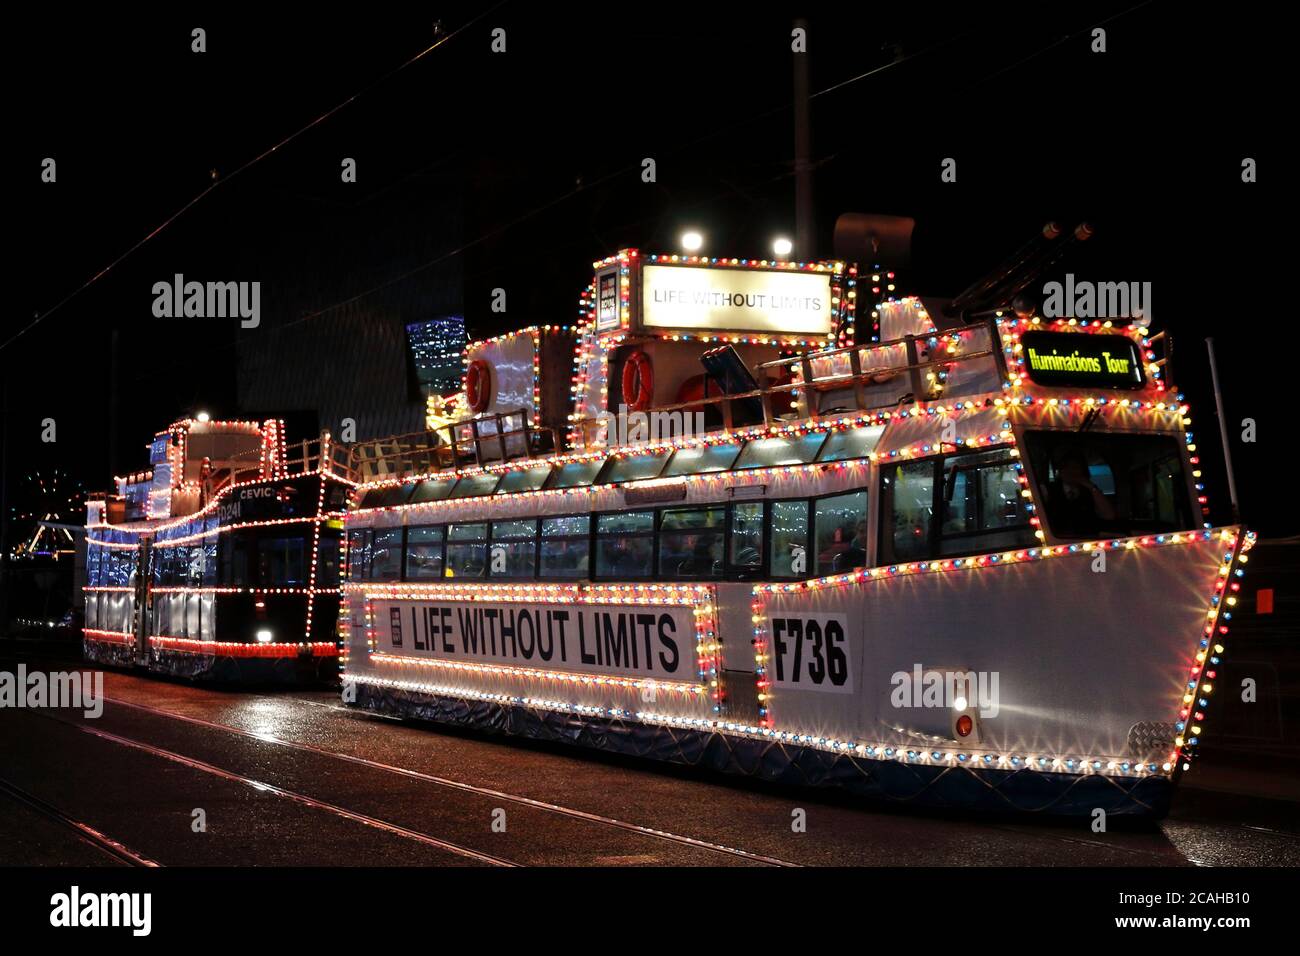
[{"x1": 1, "y1": 650, "x2": 1297, "y2": 868}]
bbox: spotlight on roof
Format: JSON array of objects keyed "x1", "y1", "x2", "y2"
[
  {"x1": 773, "y1": 236, "x2": 793, "y2": 257},
  {"x1": 680, "y1": 231, "x2": 703, "y2": 252},
  {"x1": 196, "y1": 411, "x2": 211, "y2": 423}
]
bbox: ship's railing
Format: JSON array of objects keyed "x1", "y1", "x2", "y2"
[
  {"x1": 207, "y1": 433, "x2": 357, "y2": 489},
  {"x1": 569, "y1": 320, "x2": 1000, "y2": 445},
  {"x1": 346, "y1": 410, "x2": 561, "y2": 483}
]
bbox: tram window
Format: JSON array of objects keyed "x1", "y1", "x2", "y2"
[
  {"x1": 202, "y1": 541, "x2": 218, "y2": 586},
  {"x1": 659, "y1": 507, "x2": 725, "y2": 578},
  {"x1": 539, "y1": 515, "x2": 590, "y2": 578},
  {"x1": 184, "y1": 546, "x2": 206, "y2": 587},
  {"x1": 324, "y1": 483, "x2": 350, "y2": 512},
  {"x1": 815, "y1": 491, "x2": 870, "y2": 575},
  {"x1": 317, "y1": 530, "x2": 341, "y2": 588},
  {"x1": 490, "y1": 520, "x2": 538, "y2": 578},
  {"x1": 220, "y1": 534, "x2": 252, "y2": 586},
  {"x1": 445, "y1": 523, "x2": 487, "y2": 578},
  {"x1": 595, "y1": 511, "x2": 654, "y2": 578},
  {"x1": 595, "y1": 449, "x2": 672, "y2": 484},
  {"x1": 735, "y1": 433, "x2": 827, "y2": 470},
  {"x1": 152, "y1": 548, "x2": 169, "y2": 586},
  {"x1": 360, "y1": 485, "x2": 412, "y2": 509},
  {"x1": 369, "y1": 529, "x2": 404, "y2": 581},
  {"x1": 450, "y1": 473, "x2": 501, "y2": 498},
  {"x1": 409, "y1": 477, "x2": 457, "y2": 504},
  {"x1": 405, "y1": 526, "x2": 445, "y2": 580},
  {"x1": 880, "y1": 450, "x2": 1036, "y2": 562},
  {"x1": 770, "y1": 500, "x2": 811, "y2": 578},
  {"x1": 941, "y1": 452, "x2": 1028, "y2": 531},
  {"x1": 496, "y1": 465, "x2": 552, "y2": 494},
  {"x1": 818, "y1": 425, "x2": 886, "y2": 463},
  {"x1": 346, "y1": 528, "x2": 372, "y2": 580},
  {"x1": 549, "y1": 459, "x2": 604, "y2": 489},
  {"x1": 661, "y1": 443, "x2": 742, "y2": 478},
  {"x1": 729, "y1": 503, "x2": 764, "y2": 572},
  {"x1": 1022, "y1": 431, "x2": 1193, "y2": 538},
  {"x1": 259, "y1": 537, "x2": 306, "y2": 586},
  {"x1": 936, "y1": 451, "x2": 1035, "y2": 557}
]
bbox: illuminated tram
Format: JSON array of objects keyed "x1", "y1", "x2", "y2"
[
  {"x1": 83, "y1": 418, "x2": 355, "y2": 682},
  {"x1": 339, "y1": 231, "x2": 1252, "y2": 816}
]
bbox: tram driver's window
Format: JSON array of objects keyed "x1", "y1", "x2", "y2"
[
  {"x1": 369, "y1": 529, "x2": 404, "y2": 581},
  {"x1": 1023, "y1": 431, "x2": 1193, "y2": 538},
  {"x1": 770, "y1": 500, "x2": 810, "y2": 578},
  {"x1": 815, "y1": 491, "x2": 870, "y2": 575},
  {"x1": 445, "y1": 523, "x2": 487, "y2": 578}
]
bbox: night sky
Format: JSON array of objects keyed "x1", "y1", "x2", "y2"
[{"x1": 9, "y1": 4, "x2": 1283, "y2": 533}]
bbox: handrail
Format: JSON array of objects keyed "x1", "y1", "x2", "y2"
[{"x1": 346, "y1": 410, "x2": 559, "y2": 483}]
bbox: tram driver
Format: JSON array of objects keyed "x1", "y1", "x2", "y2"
[{"x1": 1042, "y1": 448, "x2": 1117, "y2": 537}]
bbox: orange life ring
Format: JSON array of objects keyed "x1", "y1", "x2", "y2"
[
  {"x1": 622, "y1": 349, "x2": 654, "y2": 412},
  {"x1": 465, "y1": 359, "x2": 492, "y2": 414}
]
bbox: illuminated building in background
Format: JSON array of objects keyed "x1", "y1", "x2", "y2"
[{"x1": 406, "y1": 315, "x2": 468, "y2": 395}]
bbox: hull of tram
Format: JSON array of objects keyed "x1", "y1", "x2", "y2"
[{"x1": 343, "y1": 526, "x2": 1245, "y2": 817}]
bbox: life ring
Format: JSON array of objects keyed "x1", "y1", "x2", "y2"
[
  {"x1": 465, "y1": 359, "x2": 492, "y2": 414},
  {"x1": 622, "y1": 349, "x2": 654, "y2": 412}
]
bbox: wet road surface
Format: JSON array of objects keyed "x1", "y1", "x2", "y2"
[{"x1": 2, "y1": 658, "x2": 1297, "y2": 867}]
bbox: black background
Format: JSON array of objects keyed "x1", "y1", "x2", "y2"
[{"x1": 8, "y1": 3, "x2": 1283, "y2": 532}]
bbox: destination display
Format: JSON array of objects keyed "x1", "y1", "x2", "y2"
[
  {"x1": 374, "y1": 599, "x2": 702, "y2": 682},
  {"x1": 640, "y1": 263, "x2": 833, "y2": 335},
  {"x1": 1019, "y1": 330, "x2": 1145, "y2": 389}
]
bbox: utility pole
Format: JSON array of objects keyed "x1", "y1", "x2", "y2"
[
  {"x1": 793, "y1": 17, "x2": 814, "y2": 259},
  {"x1": 1206, "y1": 337, "x2": 1241, "y2": 522}
]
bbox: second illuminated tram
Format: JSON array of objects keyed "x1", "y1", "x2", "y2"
[{"x1": 83, "y1": 418, "x2": 354, "y2": 683}]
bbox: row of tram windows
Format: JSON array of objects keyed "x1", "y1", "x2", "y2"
[
  {"x1": 348, "y1": 447, "x2": 1037, "y2": 583},
  {"x1": 85, "y1": 527, "x2": 342, "y2": 589},
  {"x1": 346, "y1": 433, "x2": 1195, "y2": 584}
]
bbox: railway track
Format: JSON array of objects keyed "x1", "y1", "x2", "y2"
[
  {"x1": 0, "y1": 774, "x2": 161, "y2": 867},
  {"x1": 101, "y1": 695, "x2": 801, "y2": 867},
  {"x1": 23, "y1": 699, "x2": 800, "y2": 867}
]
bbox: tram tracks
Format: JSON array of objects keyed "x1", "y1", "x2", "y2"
[
  {"x1": 100, "y1": 695, "x2": 801, "y2": 867},
  {"x1": 26, "y1": 709, "x2": 516, "y2": 867},
  {"x1": 0, "y1": 774, "x2": 161, "y2": 867}
]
